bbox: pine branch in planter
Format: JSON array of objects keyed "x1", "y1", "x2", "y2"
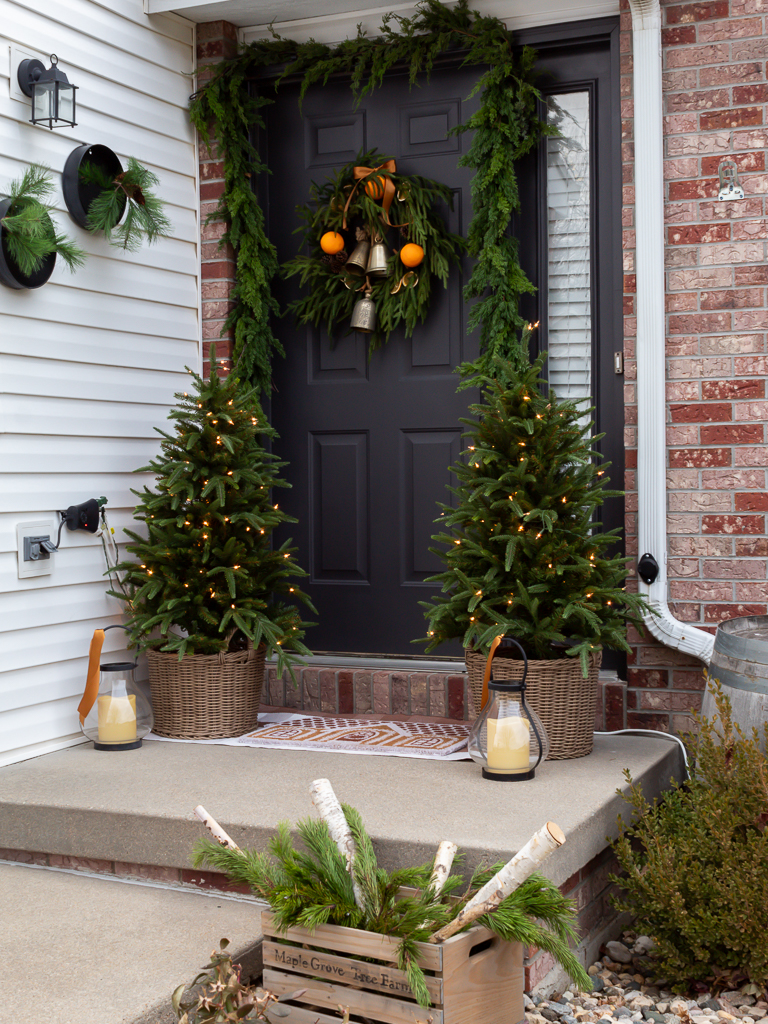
[
  {"x1": 418, "y1": 331, "x2": 650, "y2": 668},
  {"x1": 193, "y1": 801, "x2": 590, "y2": 1005},
  {"x1": 81, "y1": 156, "x2": 171, "y2": 251},
  {"x1": 1, "y1": 164, "x2": 86, "y2": 276},
  {"x1": 110, "y1": 358, "x2": 315, "y2": 677}
]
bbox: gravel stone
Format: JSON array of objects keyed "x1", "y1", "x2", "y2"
[
  {"x1": 723, "y1": 995, "x2": 756, "y2": 1008},
  {"x1": 540, "y1": 1009, "x2": 559, "y2": 1020},
  {"x1": 634, "y1": 937, "x2": 655, "y2": 954},
  {"x1": 607, "y1": 942, "x2": 634, "y2": 965}
]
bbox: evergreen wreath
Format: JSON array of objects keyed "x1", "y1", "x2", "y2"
[
  {"x1": 189, "y1": 0, "x2": 554, "y2": 392},
  {"x1": 80, "y1": 156, "x2": 172, "y2": 252},
  {"x1": 282, "y1": 150, "x2": 466, "y2": 352}
]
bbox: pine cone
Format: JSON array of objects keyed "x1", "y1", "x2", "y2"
[{"x1": 115, "y1": 172, "x2": 146, "y2": 206}]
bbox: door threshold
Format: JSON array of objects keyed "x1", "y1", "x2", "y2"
[{"x1": 267, "y1": 652, "x2": 466, "y2": 673}]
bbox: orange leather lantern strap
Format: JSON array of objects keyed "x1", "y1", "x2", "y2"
[
  {"x1": 78, "y1": 628, "x2": 105, "y2": 725},
  {"x1": 480, "y1": 634, "x2": 505, "y2": 710}
]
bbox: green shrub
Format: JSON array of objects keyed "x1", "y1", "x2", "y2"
[{"x1": 610, "y1": 680, "x2": 768, "y2": 992}]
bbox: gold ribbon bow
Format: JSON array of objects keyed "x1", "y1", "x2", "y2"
[{"x1": 343, "y1": 159, "x2": 398, "y2": 230}]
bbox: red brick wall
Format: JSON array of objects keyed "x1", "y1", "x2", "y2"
[
  {"x1": 619, "y1": 0, "x2": 768, "y2": 734},
  {"x1": 197, "y1": 21, "x2": 239, "y2": 377},
  {"x1": 196, "y1": 11, "x2": 766, "y2": 735}
]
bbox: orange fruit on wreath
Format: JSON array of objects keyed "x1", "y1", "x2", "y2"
[
  {"x1": 320, "y1": 231, "x2": 345, "y2": 255},
  {"x1": 400, "y1": 243, "x2": 425, "y2": 268},
  {"x1": 364, "y1": 176, "x2": 385, "y2": 200}
]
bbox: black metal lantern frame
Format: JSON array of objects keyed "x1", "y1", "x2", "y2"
[
  {"x1": 467, "y1": 636, "x2": 550, "y2": 781},
  {"x1": 17, "y1": 55, "x2": 78, "y2": 130}
]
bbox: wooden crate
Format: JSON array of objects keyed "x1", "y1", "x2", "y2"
[{"x1": 261, "y1": 909, "x2": 524, "y2": 1024}]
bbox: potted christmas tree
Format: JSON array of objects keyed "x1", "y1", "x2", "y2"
[
  {"x1": 419, "y1": 341, "x2": 647, "y2": 758},
  {"x1": 112, "y1": 355, "x2": 314, "y2": 739}
]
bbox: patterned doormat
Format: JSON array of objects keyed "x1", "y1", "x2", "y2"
[{"x1": 237, "y1": 716, "x2": 471, "y2": 759}]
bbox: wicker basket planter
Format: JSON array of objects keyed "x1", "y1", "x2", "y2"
[
  {"x1": 262, "y1": 907, "x2": 524, "y2": 1024},
  {"x1": 147, "y1": 644, "x2": 266, "y2": 739},
  {"x1": 465, "y1": 647, "x2": 601, "y2": 760}
]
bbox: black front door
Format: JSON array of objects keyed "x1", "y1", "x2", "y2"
[
  {"x1": 264, "y1": 64, "x2": 482, "y2": 655},
  {"x1": 262, "y1": 22, "x2": 622, "y2": 659}
]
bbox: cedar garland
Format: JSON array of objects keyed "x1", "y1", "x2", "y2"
[{"x1": 189, "y1": 0, "x2": 555, "y2": 392}]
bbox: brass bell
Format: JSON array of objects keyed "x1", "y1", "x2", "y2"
[
  {"x1": 350, "y1": 285, "x2": 376, "y2": 334},
  {"x1": 366, "y1": 234, "x2": 391, "y2": 278},
  {"x1": 345, "y1": 239, "x2": 370, "y2": 277}
]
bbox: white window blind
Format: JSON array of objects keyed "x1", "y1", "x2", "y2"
[{"x1": 546, "y1": 91, "x2": 591, "y2": 406}]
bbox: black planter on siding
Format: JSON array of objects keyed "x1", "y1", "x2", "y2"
[
  {"x1": 0, "y1": 197, "x2": 57, "y2": 290},
  {"x1": 63, "y1": 143, "x2": 125, "y2": 229}
]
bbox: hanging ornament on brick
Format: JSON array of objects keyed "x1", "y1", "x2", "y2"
[{"x1": 283, "y1": 149, "x2": 465, "y2": 354}]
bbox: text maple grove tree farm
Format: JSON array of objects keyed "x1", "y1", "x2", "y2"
[
  {"x1": 111, "y1": 358, "x2": 314, "y2": 675},
  {"x1": 192, "y1": 779, "x2": 590, "y2": 1009},
  {"x1": 419, "y1": 343, "x2": 648, "y2": 671}
]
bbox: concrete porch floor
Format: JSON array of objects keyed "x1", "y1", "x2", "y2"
[{"x1": 0, "y1": 732, "x2": 685, "y2": 1023}]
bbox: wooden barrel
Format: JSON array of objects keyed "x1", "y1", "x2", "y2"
[{"x1": 703, "y1": 615, "x2": 768, "y2": 750}]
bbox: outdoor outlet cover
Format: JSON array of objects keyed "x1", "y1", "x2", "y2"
[{"x1": 16, "y1": 520, "x2": 55, "y2": 579}]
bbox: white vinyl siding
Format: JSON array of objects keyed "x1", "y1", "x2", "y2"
[
  {"x1": 546, "y1": 91, "x2": 591, "y2": 407},
  {"x1": 0, "y1": 0, "x2": 199, "y2": 767}
]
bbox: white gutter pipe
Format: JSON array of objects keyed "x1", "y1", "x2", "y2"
[{"x1": 628, "y1": 0, "x2": 715, "y2": 664}]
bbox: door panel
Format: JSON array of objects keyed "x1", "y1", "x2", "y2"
[{"x1": 265, "y1": 66, "x2": 481, "y2": 655}]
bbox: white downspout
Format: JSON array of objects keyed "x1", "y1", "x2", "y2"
[{"x1": 629, "y1": 0, "x2": 715, "y2": 664}]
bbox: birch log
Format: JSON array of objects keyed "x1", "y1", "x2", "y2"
[
  {"x1": 429, "y1": 841, "x2": 458, "y2": 897},
  {"x1": 309, "y1": 778, "x2": 364, "y2": 909},
  {"x1": 429, "y1": 821, "x2": 565, "y2": 942},
  {"x1": 194, "y1": 805, "x2": 240, "y2": 850}
]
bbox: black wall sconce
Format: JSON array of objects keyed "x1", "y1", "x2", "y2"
[{"x1": 17, "y1": 54, "x2": 77, "y2": 130}]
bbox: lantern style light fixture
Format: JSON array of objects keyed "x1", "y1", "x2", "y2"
[
  {"x1": 468, "y1": 638, "x2": 549, "y2": 781},
  {"x1": 78, "y1": 626, "x2": 153, "y2": 751},
  {"x1": 17, "y1": 54, "x2": 78, "y2": 130}
]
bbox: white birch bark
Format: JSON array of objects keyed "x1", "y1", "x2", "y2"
[
  {"x1": 429, "y1": 841, "x2": 458, "y2": 897},
  {"x1": 310, "y1": 778, "x2": 364, "y2": 909},
  {"x1": 429, "y1": 821, "x2": 565, "y2": 942},
  {"x1": 194, "y1": 804, "x2": 240, "y2": 850}
]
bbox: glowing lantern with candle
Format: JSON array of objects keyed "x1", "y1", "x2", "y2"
[
  {"x1": 468, "y1": 639, "x2": 548, "y2": 781},
  {"x1": 78, "y1": 627, "x2": 153, "y2": 751}
]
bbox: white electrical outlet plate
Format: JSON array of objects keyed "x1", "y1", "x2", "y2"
[{"x1": 16, "y1": 520, "x2": 56, "y2": 579}]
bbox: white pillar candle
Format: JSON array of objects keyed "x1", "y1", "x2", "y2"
[
  {"x1": 97, "y1": 694, "x2": 137, "y2": 743},
  {"x1": 486, "y1": 714, "x2": 530, "y2": 772}
]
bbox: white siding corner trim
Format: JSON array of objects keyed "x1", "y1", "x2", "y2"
[{"x1": 629, "y1": 0, "x2": 715, "y2": 664}]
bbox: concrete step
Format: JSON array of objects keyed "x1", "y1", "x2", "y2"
[
  {"x1": 0, "y1": 732, "x2": 685, "y2": 997},
  {"x1": 3, "y1": 862, "x2": 262, "y2": 1024},
  {"x1": 0, "y1": 733, "x2": 682, "y2": 885}
]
